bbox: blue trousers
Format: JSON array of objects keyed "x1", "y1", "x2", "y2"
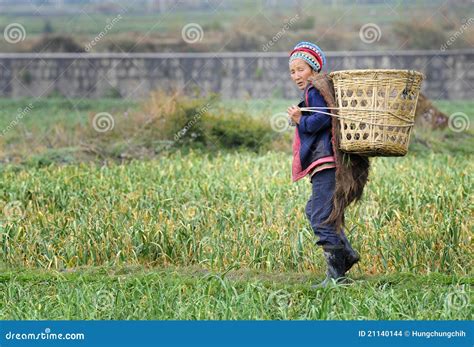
[{"x1": 305, "y1": 167, "x2": 349, "y2": 247}]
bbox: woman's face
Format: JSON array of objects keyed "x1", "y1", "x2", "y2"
[{"x1": 290, "y1": 59, "x2": 316, "y2": 90}]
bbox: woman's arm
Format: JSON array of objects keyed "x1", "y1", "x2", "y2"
[{"x1": 298, "y1": 87, "x2": 331, "y2": 134}]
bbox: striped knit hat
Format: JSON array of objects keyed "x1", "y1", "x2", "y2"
[{"x1": 289, "y1": 41, "x2": 326, "y2": 73}]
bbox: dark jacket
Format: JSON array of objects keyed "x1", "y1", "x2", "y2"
[{"x1": 292, "y1": 83, "x2": 335, "y2": 182}]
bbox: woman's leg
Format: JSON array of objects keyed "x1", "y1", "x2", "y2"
[
  {"x1": 306, "y1": 169, "x2": 360, "y2": 266},
  {"x1": 306, "y1": 168, "x2": 359, "y2": 288},
  {"x1": 338, "y1": 227, "x2": 360, "y2": 273},
  {"x1": 306, "y1": 168, "x2": 343, "y2": 248}
]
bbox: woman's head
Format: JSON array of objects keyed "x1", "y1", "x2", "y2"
[
  {"x1": 289, "y1": 41, "x2": 326, "y2": 90},
  {"x1": 289, "y1": 59, "x2": 316, "y2": 90}
]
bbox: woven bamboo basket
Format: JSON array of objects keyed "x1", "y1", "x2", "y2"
[{"x1": 329, "y1": 69, "x2": 424, "y2": 156}]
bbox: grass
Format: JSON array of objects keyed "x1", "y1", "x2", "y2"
[
  {"x1": 0, "y1": 97, "x2": 137, "y2": 133},
  {"x1": 1, "y1": 97, "x2": 472, "y2": 164},
  {"x1": 1, "y1": 265, "x2": 471, "y2": 320},
  {"x1": 0, "y1": 97, "x2": 472, "y2": 320},
  {"x1": 0, "y1": 149, "x2": 472, "y2": 273}
]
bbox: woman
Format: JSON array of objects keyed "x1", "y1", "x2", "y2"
[{"x1": 287, "y1": 41, "x2": 370, "y2": 288}]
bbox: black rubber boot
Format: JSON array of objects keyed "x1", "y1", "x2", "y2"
[
  {"x1": 311, "y1": 245, "x2": 347, "y2": 289},
  {"x1": 340, "y1": 232, "x2": 360, "y2": 273}
]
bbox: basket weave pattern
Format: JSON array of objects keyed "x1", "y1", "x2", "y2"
[{"x1": 329, "y1": 69, "x2": 424, "y2": 156}]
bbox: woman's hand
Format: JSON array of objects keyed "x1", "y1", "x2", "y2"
[{"x1": 287, "y1": 105, "x2": 302, "y2": 125}]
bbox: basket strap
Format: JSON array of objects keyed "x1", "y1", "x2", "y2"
[
  {"x1": 299, "y1": 107, "x2": 414, "y2": 127},
  {"x1": 301, "y1": 106, "x2": 413, "y2": 123},
  {"x1": 301, "y1": 106, "x2": 414, "y2": 125}
]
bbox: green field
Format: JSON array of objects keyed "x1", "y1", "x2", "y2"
[
  {"x1": 0, "y1": 97, "x2": 472, "y2": 320},
  {"x1": 0, "y1": 1, "x2": 455, "y2": 36},
  {"x1": 1, "y1": 1, "x2": 473, "y2": 53}
]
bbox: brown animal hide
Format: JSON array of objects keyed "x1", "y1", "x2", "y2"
[
  {"x1": 308, "y1": 74, "x2": 371, "y2": 232},
  {"x1": 415, "y1": 93, "x2": 449, "y2": 129}
]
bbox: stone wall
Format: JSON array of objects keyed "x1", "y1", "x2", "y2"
[{"x1": 0, "y1": 49, "x2": 472, "y2": 100}]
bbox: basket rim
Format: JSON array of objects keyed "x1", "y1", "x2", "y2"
[{"x1": 328, "y1": 69, "x2": 424, "y2": 79}]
